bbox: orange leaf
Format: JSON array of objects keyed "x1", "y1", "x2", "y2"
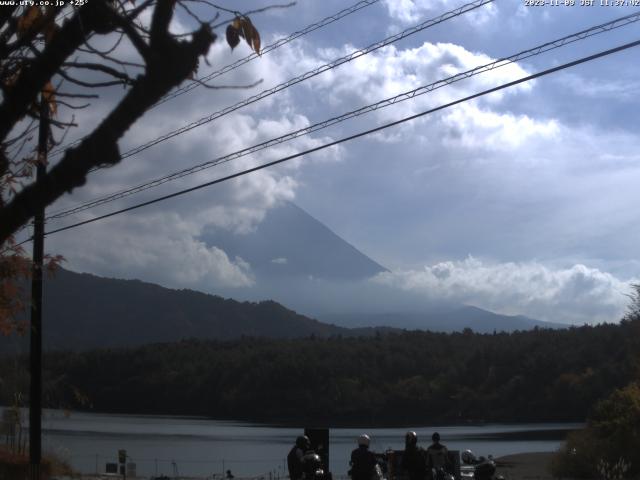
[
  {"x1": 237, "y1": 17, "x2": 261, "y2": 56},
  {"x1": 44, "y1": 21, "x2": 58, "y2": 43},
  {"x1": 42, "y1": 82, "x2": 57, "y2": 116},
  {"x1": 253, "y1": 27, "x2": 261, "y2": 56},
  {"x1": 241, "y1": 18, "x2": 254, "y2": 47},
  {"x1": 17, "y1": 6, "x2": 42, "y2": 37}
]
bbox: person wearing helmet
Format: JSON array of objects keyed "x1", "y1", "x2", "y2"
[
  {"x1": 302, "y1": 451, "x2": 324, "y2": 480},
  {"x1": 350, "y1": 434, "x2": 377, "y2": 480},
  {"x1": 403, "y1": 431, "x2": 427, "y2": 480},
  {"x1": 461, "y1": 450, "x2": 476, "y2": 465},
  {"x1": 425, "y1": 432, "x2": 451, "y2": 475},
  {"x1": 288, "y1": 435, "x2": 311, "y2": 480}
]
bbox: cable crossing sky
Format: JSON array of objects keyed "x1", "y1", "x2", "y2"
[
  {"x1": 44, "y1": 11, "x2": 640, "y2": 222},
  {"x1": 48, "y1": 0, "x2": 380, "y2": 158},
  {"x1": 34, "y1": 38, "x2": 640, "y2": 241},
  {"x1": 50, "y1": 0, "x2": 494, "y2": 165},
  {"x1": 154, "y1": 0, "x2": 382, "y2": 107}
]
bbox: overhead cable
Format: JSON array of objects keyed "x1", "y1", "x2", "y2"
[
  {"x1": 49, "y1": 0, "x2": 381, "y2": 157},
  {"x1": 155, "y1": 0, "x2": 382, "y2": 107},
  {"x1": 50, "y1": 0, "x2": 494, "y2": 164},
  {"x1": 34, "y1": 38, "x2": 640, "y2": 239},
  {"x1": 45, "y1": 11, "x2": 640, "y2": 221}
]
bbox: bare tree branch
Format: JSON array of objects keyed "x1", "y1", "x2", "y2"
[
  {"x1": 0, "y1": 2, "x2": 113, "y2": 142},
  {"x1": 55, "y1": 100, "x2": 91, "y2": 110},
  {"x1": 193, "y1": 77, "x2": 264, "y2": 90},
  {"x1": 55, "y1": 92, "x2": 99, "y2": 99},
  {"x1": 112, "y1": 13, "x2": 152, "y2": 62},
  {"x1": 82, "y1": 31, "x2": 126, "y2": 57},
  {"x1": 62, "y1": 62, "x2": 136, "y2": 85},
  {"x1": 0, "y1": 12, "x2": 216, "y2": 243},
  {"x1": 58, "y1": 68, "x2": 131, "y2": 88}
]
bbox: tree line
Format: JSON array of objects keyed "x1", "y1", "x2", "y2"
[{"x1": 2, "y1": 318, "x2": 638, "y2": 425}]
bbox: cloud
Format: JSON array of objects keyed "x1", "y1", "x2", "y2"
[
  {"x1": 47, "y1": 212, "x2": 254, "y2": 290},
  {"x1": 31, "y1": 2, "x2": 640, "y2": 330},
  {"x1": 440, "y1": 103, "x2": 559, "y2": 151},
  {"x1": 304, "y1": 41, "x2": 532, "y2": 110},
  {"x1": 383, "y1": 0, "x2": 498, "y2": 26},
  {"x1": 557, "y1": 72, "x2": 638, "y2": 101},
  {"x1": 372, "y1": 257, "x2": 636, "y2": 324}
]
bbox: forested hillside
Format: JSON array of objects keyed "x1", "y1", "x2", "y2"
[
  {"x1": 4, "y1": 268, "x2": 348, "y2": 352},
  {"x1": 2, "y1": 320, "x2": 638, "y2": 425},
  {"x1": 2, "y1": 268, "x2": 564, "y2": 353}
]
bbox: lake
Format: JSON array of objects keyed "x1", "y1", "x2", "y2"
[{"x1": 25, "y1": 410, "x2": 581, "y2": 477}]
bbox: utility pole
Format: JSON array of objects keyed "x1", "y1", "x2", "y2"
[{"x1": 30, "y1": 94, "x2": 49, "y2": 480}]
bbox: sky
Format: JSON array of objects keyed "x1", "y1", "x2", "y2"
[{"x1": 18, "y1": 0, "x2": 640, "y2": 325}]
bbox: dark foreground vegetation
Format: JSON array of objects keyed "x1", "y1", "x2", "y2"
[
  {"x1": 551, "y1": 382, "x2": 640, "y2": 478},
  {"x1": 1, "y1": 318, "x2": 639, "y2": 426}
]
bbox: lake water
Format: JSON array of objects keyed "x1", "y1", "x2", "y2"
[{"x1": 21, "y1": 410, "x2": 581, "y2": 478}]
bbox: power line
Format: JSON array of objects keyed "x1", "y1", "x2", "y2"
[
  {"x1": 155, "y1": 0, "x2": 381, "y2": 107},
  {"x1": 44, "y1": 0, "x2": 492, "y2": 219},
  {"x1": 118, "y1": 0, "x2": 493, "y2": 160},
  {"x1": 35, "y1": 38, "x2": 640, "y2": 240},
  {"x1": 50, "y1": 0, "x2": 494, "y2": 165},
  {"x1": 44, "y1": 11, "x2": 640, "y2": 222},
  {"x1": 49, "y1": 0, "x2": 381, "y2": 157}
]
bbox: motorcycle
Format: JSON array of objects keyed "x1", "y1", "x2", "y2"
[
  {"x1": 460, "y1": 451, "x2": 503, "y2": 480},
  {"x1": 431, "y1": 466, "x2": 455, "y2": 480},
  {"x1": 302, "y1": 451, "x2": 333, "y2": 480}
]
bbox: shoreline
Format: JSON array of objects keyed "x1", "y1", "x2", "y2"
[
  {"x1": 495, "y1": 452, "x2": 555, "y2": 480},
  {"x1": 68, "y1": 452, "x2": 558, "y2": 480}
]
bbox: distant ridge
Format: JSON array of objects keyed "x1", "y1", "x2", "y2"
[
  {"x1": 322, "y1": 306, "x2": 566, "y2": 333},
  {"x1": 1, "y1": 204, "x2": 564, "y2": 354},
  {"x1": 0, "y1": 267, "x2": 565, "y2": 355},
  {"x1": 3, "y1": 268, "x2": 348, "y2": 352}
]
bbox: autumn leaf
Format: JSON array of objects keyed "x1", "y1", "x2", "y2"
[
  {"x1": 42, "y1": 82, "x2": 57, "y2": 116},
  {"x1": 15, "y1": 320, "x2": 28, "y2": 335},
  {"x1": 17, "y1": 6, "x2": 42, "y2": 38},
  {"x1": 226, "y1": 16, "x2": 261, "y2": 55},
  {"x1": 3, "y1": 69, "x2": 20, "y2": 90},
  {"x1": 0, "y1": 319, "x2": 12, "y2": 336},
  {"x1": 241, "y1": 19, "x2": 252, "y2": 44},
  {"x1": 187, "y1": 61, "x2": 198, "y2": 80},
  {"x1": 226, "y1": 24, "x2": 240, "y2": 50},
  {"x1": 44, "y1": 21, "x2": 58, "y2": 43},
  {"x1": 45, "y1": 254, "x2": 64, "y2": 276},
  {"x1": 241, "y1": 17, "x2": 261, "y2": 56},
  {"x1": 43, "y1": 5, "x2": 58, "y2": 42},
  {"x1": 252, "y1": 27, "x2": 261, "y2": 56}
]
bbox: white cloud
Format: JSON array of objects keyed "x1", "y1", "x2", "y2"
[
  {"x1": 32, "y1": 2, "x2": 640, "y2": 327},
  {"x1": 271, "y1": 257, "x2": 288, "y2": 264},
  {"x1": 440, "y1": 103, "x2": 559, "y2": 151},
  {"x1": 383, "y1": 0, "x2": 498, "y2": 26},
  {"x1": 279, "y1": 40, "x2": 538, "y2": 148},
  {"x1": 373, "y1": 257, "x2": 636, "y2": 324},
  {"x1": 48, "y1": 212, "x2": 254, "y2": 289},
  {"x1": 305, "y1": 42, "x2": 532, "y2": 110}
]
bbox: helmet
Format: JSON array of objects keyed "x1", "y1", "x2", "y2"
[
  {"x1": 432, "y1": 432, "x2": 440, "y2": 442},
  {"x1": 358, "y1": 434, "x2": 370, "y2": 447},
  {"x1": 296, "y1": 435, "x2": 311, "y2": 450},
  {"x1": 461, "y1": 450, "x2": 475, "y2": 464},
  {"x1": 302, "y1": 453, "x2": 323, "y2": 476},
  {"x1": 405, "y1": 431, "x2": 417, "y2": 446}
]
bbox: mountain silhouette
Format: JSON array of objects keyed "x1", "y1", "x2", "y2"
[{"x1": 200, "y1": 202, "x2": 387, "y2": 281}]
